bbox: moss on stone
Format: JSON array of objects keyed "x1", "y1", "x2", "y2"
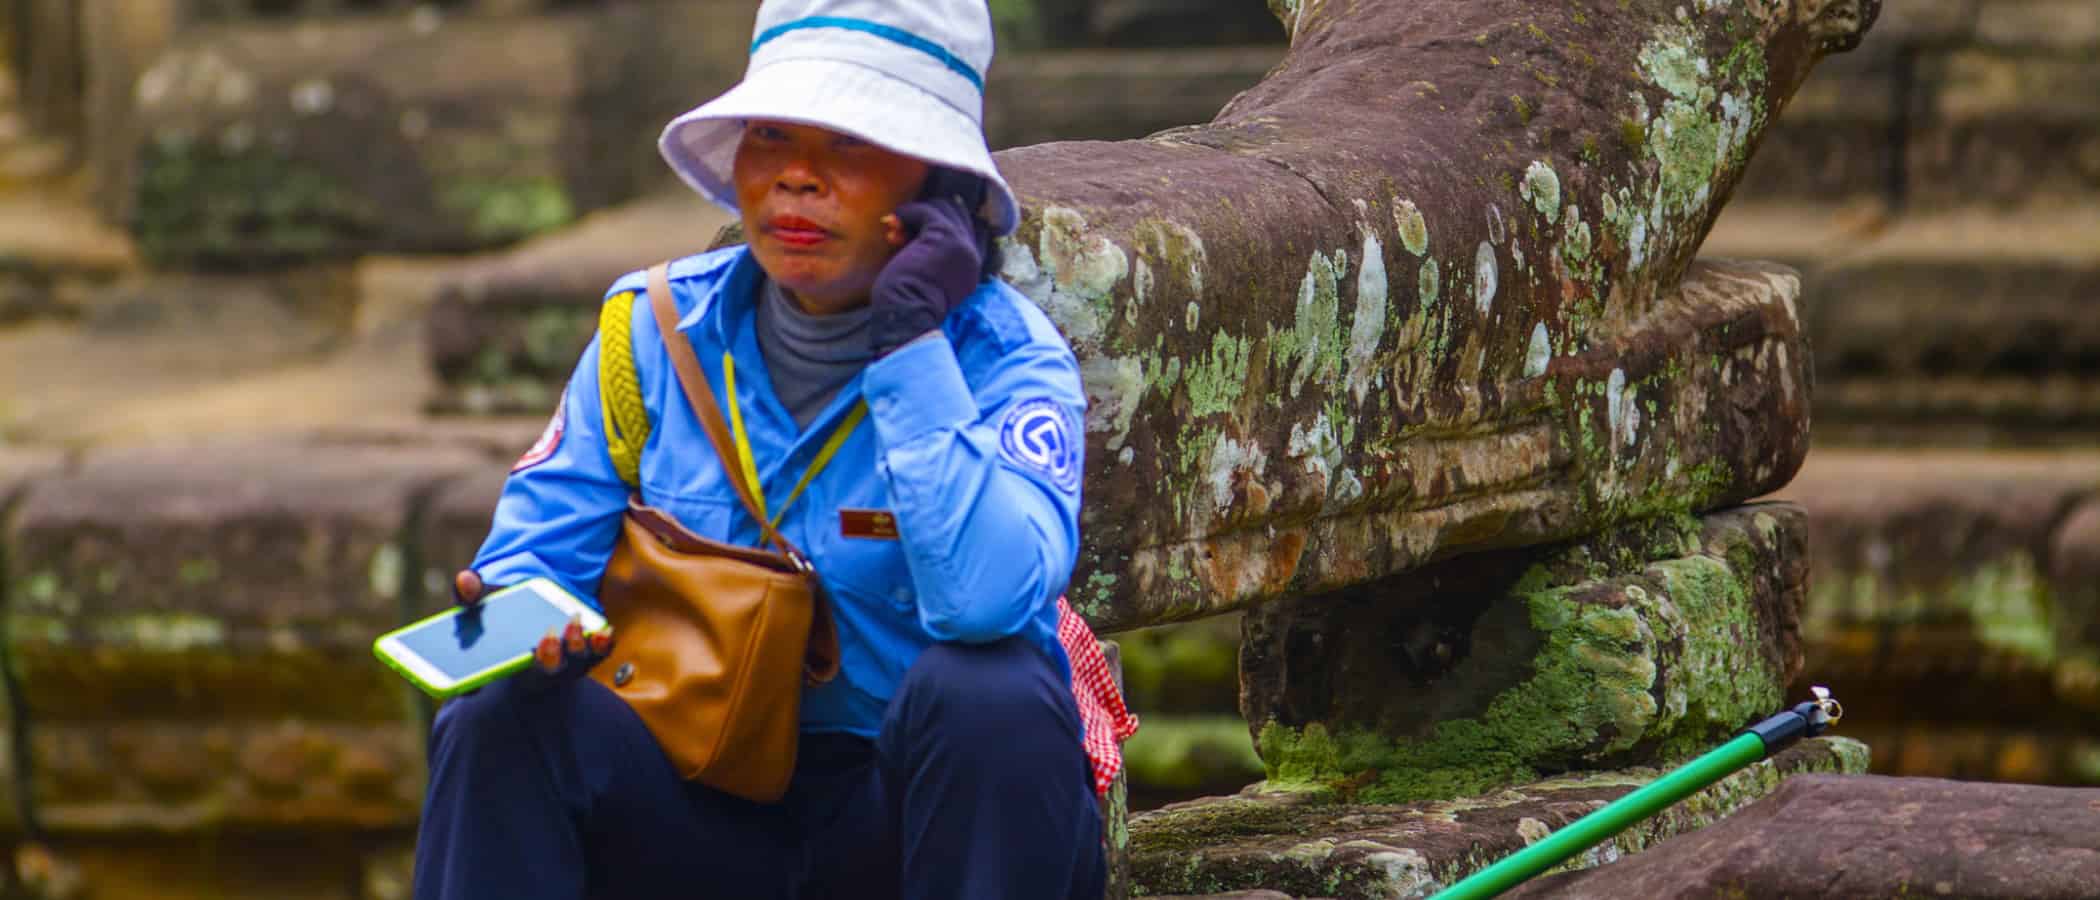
[
  {"x1": 134, "y1": 139, "x2": 382, "y2": 265},
  {"x1": 1124, "y1": 715, "x2": 1266, "y2": 791},
  {"x1": 438, "y1": 178, "x2": 575, "y2": 242},
  {"x1": 1186, "y1": 332, "x2": 1254, "y2": 419},
  {"x1": 1254, "y1": 511, "x2": 1787, "y2": 804}
]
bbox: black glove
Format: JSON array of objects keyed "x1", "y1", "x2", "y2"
[
  {"x1": 514, "y1": 614, "x2": 615, "y2": 694},
  {"x1": 869, "y1": 193, "x2": 995, "y2": 356}
]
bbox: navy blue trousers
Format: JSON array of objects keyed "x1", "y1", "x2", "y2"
[{"x1": 413, "y1": 637, "x2": 1106, "y2": 900}]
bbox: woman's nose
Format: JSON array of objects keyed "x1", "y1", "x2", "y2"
[{"x1": 776, "y1": 160, "x2": 823, "y2": 195}]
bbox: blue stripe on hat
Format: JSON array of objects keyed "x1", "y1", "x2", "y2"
[{"x1": 750, "y1": 16, "x2": 984, "y2": 91}]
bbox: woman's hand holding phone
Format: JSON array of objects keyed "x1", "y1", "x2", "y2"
[
  {"x1": 453, "y1": 569, "x2": 615, "y2": 687},
  {"x1": 868, "y1": 170, "x2": 996, "y2": 357}
]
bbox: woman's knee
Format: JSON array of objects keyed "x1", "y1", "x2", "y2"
[
  {"x1": 902, "y1": 638, "x2": 1042, "y2": 703},
  {"x1": 892, "y1": 638, "x2": 1076, "y2": 744}
]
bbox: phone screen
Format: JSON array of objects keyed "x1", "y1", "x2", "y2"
[{"x1": 391, "y1": 581, "x2": 584, "y2": 685}]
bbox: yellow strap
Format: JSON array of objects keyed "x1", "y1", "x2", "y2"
[
  {"x1": 723, "y1": 351, "x2": 866, "y2": 529},
  {"x1": 722, "y1": 352, "x2": 770, "y2": 523},
  {"x1": 776, "y1": 401, "x2": 867, "y2": 527},
  {"x1": 598, "y1": 291, "x2": 649, "y2": 487}
]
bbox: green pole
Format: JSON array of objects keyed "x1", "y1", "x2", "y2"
[{"x1": 1428, "y1": 689, "x2": 1841, "y2": 900}]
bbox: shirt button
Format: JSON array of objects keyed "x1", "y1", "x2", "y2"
[{"x1": 893, "y1": 587, "x2": 912, "y2": 604}]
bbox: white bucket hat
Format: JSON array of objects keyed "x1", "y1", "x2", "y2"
[{"x1": 658, "y1": 0, "x2": 1021, "y2": 236}]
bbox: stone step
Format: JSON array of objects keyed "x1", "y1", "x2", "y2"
[
  {"x1": 1768, "y1": 448, "x2": 2100, "y2": 782},
  {"x1": 3, "y1": 438, "x2": 489, "y2": 832},
  {"x1": 1240, "y1": 504, "x2": 1808, "y2": 805},
  {"x1": 1705, "y1": 203, "x2": 2100, "y2": 440},
  {"x1": 0, "y1": 135, "x2": 72, "y2": 186},
  {"x1": 1735, "y1": 34, "x2": 2100, "y2": 207},
  {"x1": 1127, "y1": 737, "x2": 1866, "y2": 900},
  {"x1": 117, "y1": 3, "x2": 1276, "y2": 266},
  {"x1": 1509, "y1": 774, "x2": 2100, "y2": 899},
  {"x1": 422, "y1": 191, "x2": 737, "y2": 415}
]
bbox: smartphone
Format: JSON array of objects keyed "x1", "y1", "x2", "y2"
[{"x1": 372, "y1": 577, "x2": 607, "y2": 699}]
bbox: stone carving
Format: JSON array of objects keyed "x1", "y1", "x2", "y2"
[
  {"x1": 1127, "y1": 737, "x2": 1867, "y2": 899},
  {"x1": 1241, "y1": 503, "x2": 1807, "y2": 804},
  {"x1": 993, "y1": 0, "x2": 1871, "y2": 630}
]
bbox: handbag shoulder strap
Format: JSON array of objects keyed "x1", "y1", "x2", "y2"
[{"x1": 645, "y1": 263, "x2": 807, "y2": 562}]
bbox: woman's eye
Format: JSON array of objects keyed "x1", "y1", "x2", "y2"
[
  {"x1": 751, "y1": 125, "x2": 787, "y2": 142},
  {"x1": 833, "y1": 135, "x2": 868, "y2": 150}
]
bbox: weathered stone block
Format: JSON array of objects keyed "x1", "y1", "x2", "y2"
[
  {"x1": 18, "y1": 832, "x2": 406, "y2": 900},
  {"x1": 1774, "y1": 450, "x2": 2100, "y2": 667},
  {"x1": 2053, "y1": 497, "x2": 2100, "y2": 657},
  {"x1": 1735, "y1": 40, "x2": 2100, "y2": 208},
  {"x1": 1127, "y1": 737, "x2": 1867, "y2": 900},
  {"x1": 1241, "y1": 504, "x2": 1805, "y2": 804},
  {"x1": 32, "y1": 720, "x2": 423, "y2": 831},
  {"x1": 1770, "y1": 451, "x2": 2100, "y2": 780},
  {"x1": 4, "y1": 439, "x2": 481, "y2": 722},
  {"x1": 0, "y1": 447, "x2": 62, "y2": 835},
  {"x1": 1972, "y1": 0, "x2": 2100, "y2": 52},
  {"x1": 1509, "y1": 774, "x2": 2100, "y2": 899},
  {"x1": 0, "y1": 447, "x2": 66, "y2": 508},
  {"x1": 422, "y1": 192, "x2": 736, "y2": 416},
  {"x1": 1705, "y1": 204, "x2": 2100, "y2": 440},
  {"x1": 125, "y1": 5, "x2": 750, "y2": 265},
  {"x1": 417, "y1": 464, "x2": 512, "y2": 614}
]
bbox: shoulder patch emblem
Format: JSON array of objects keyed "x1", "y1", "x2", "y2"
[
  {"x1": 513, "y1": 391, "x2": 567, "y2": 473},
  {"x1": 997, "y1": 398, "x2": 1082, "y2": 493}
]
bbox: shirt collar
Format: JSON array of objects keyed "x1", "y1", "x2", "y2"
[{"x1": 675, "y1": 246, "x2": 766, "y2": 347}]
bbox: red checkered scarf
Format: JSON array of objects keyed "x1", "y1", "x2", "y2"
[{"x1": 1055, "y1": 597, "x2": 1140, "y2": 795}]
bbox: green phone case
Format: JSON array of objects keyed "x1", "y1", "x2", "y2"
[{"x1": 371, "y1": 581, "x2": 564, "y2": 699}]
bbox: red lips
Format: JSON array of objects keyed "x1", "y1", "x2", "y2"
[{"x1": 766, "y1": 213, "x2": 831, "y2": 247}]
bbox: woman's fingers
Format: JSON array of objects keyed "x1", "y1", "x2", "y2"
[
  {"x1": 535, "y1": 630, "x2": 564, "y2": 673},
  {"x1": 588, "y1": 628, "x2": 615, "y2": 656},
  {"x1": 563, "y1": 615, "x2": 586, "y2": 655}
]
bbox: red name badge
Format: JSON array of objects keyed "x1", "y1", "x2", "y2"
[{"x1": 839, "y1": 509, "x2": 900, "y2": 540}]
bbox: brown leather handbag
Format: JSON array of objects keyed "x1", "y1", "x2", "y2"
[{"x1": 587, "y1": 263, "x2": 840, "y2": 804}]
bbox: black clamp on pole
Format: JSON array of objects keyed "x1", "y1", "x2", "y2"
[{"x1": 1742, "y1": 685, "x2": 1844, "y2": 754}]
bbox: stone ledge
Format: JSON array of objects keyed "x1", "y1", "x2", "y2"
[
  {"x1": 1769, "y1": 449, "x2": 2100, "y2": 783},
  {"x1": 32, "y1": 720, "x2": 424, "y2": 831},
  {"x1": 4, "y1": 439, "x2": 483, "y2": 722},
  {"x1": 1127, "y1": 737, "x2": 1867, "y2": 900},
  {"x1": 1705, "y1": 205, "x2": 2100, "y2": 437},
  {"x1": 1509, "y1": 774, "x2": 2100, "y2": 899}
]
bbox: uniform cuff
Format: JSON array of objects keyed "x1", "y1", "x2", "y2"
[
  {"x1": 471, "y1": 555, "x2": 599, "y2": 612},
  {"x1": 864, "y1": 332, "x2": 976, "y2": 447}
]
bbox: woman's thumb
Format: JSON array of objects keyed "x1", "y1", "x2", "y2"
[{"x1": 453, "y1": 570, "x2": 485, "y2": 607}]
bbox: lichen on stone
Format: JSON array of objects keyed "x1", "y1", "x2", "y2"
[{"x1": 1519, "y1": 161, "x2": 1562, "y2": 223}]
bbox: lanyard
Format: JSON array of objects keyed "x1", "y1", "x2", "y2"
[{"x1": 721, "y1": 351, "x2": 867, "y2": 529}]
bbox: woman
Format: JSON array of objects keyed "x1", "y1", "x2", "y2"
[{"x1": 413, "y1": 2, "x2": 1115, "y2": 898}]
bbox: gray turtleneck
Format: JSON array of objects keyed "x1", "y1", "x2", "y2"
[{"x1": 754, "y1": 278, "x2": 875, "y2": 429}]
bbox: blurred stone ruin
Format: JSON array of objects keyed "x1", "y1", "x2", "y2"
[{"x1": 3, "y1": 0, "x2": 2100, "y2": 898}]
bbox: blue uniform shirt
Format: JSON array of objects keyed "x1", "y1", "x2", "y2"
[{"x1": 471, "y1": 247, "x2": 1087, "y2": 738}]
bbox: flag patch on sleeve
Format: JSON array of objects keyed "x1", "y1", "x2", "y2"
[
  {"x1": 996, "y1": 398, "x2": 1081, "y2": 493},
  {"x1": 512, "y1": 392, "x2": 567, "y2": 472}
]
